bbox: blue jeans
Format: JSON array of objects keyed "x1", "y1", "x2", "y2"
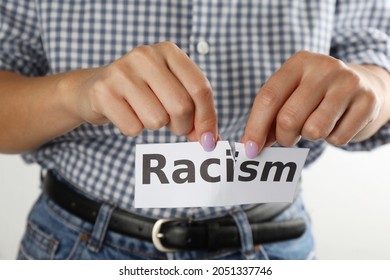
[{"x1": 17, "y1": 193, "x2": 315, "y2": 260}]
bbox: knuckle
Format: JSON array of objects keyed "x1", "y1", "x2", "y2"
[
  {"x1": 189, "y1": 83, "x2": 213, "y2": 99},
  {"x1": 105, "y1": 62, "x2": 123, "y2": 77},
  {"x1": 171, "y1": 125, "x2": 192, "y2": 137},
  {"x1": 325, "y1": 57, "x2": 345, "y2": 71},
  {"x1": 360, "y1": 90, "x2": 378, "y2": 108},
  {"x1": 157, "y1": 41, "x2": 179, "y2": 51},
  {"x1": 258, "y1": 84, "x2": 281, "y2": 107},
  {"x1": 191, "y1": 82, "x2": 212, "y2": 97},
  {"x1": 344, "y1": 70, "x2": 360, "y2": 85},
  {"x1": 312, "y1": 53, "x2": 344, "y2": 69},
  {"x1": 174, "y1": 100, "x2": 194, "y2": 116},
  {"x1": 285, "y1": 50, "x2": 313, "y2": 71},
  {"x1": 277, "y1": 107, "x2": 301, "y2": 132},
  {"x1": 121, "y1": 123, "x2": 143, "y2": 137},
  {"x1": 276, "y1": 135, "x2": 300, "y2": 147},
  {"x1": 302, "y1": 122, "x2": 327, "y2": 141},
  {"x1": 292, "y1": 50, "x2": 312, "y2": 62},
  {"x1": 88, "y1": 83, "x2": 110, "y2": 114},
  {"x1": 145, "y1": 114, "x2": 169, "y2": 130},
  {"x1": 129, "y1": 45, "x2": 156, "y2": 62},
  {"x1": 315, "y1": 56, "x2": 346, "y2": 79},
  {"x1": 152, "y1": 41, "x2": 183, "y2": 58},
  {"x1": 327, "y1": 134, "x2": 349, "y2": 146},
  {"x1": 277, "y1": 136, "x2": 299, "y2": 148},
  {"x1": 335, "y1": 70, "x2": 361, "y2": 92}
]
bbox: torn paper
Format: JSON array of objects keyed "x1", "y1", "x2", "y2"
[{"x1": 135, "y1": 141, "x2": 309, "y2": 208}]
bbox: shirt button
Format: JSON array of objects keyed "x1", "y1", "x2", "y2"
[{"x1": 196, "y1": 41, "x2": 210, "y2": 55}]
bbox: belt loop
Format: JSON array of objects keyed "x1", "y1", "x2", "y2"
[
  {"x1": 87, "y1": 203, "x2": 116, "y2": 253},
  {"x1": 230, "y1": 208, "x2": 256, "y2": 260}
]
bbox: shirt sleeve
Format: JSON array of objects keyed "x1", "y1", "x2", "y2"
[
  {"x1": 330, "y1": 0, "x2": 390, "y2": 151},
  {"x1": 0, "y1": 0, "x2": 49, "y2": 76}
]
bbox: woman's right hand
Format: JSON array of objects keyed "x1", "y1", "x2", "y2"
[{"x1": 66, "y1": 41, "x2": 218, "y2": 148}]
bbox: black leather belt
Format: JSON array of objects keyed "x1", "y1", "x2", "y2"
[{"x1": 44, "y1": 171, "x2": 306, "y2": 252}]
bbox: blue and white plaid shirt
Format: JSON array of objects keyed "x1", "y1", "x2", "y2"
[{"x1": 1, "y1": 0, "x2": 390, "y2": 219}]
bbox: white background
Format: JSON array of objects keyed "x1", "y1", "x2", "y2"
[{"x1": 1, "y1": 144, "x2": 390, "y2": 259}]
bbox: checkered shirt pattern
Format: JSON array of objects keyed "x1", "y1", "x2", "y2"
[{"x1": 1, "y1": 0, "x2": 390, "y2": 219}]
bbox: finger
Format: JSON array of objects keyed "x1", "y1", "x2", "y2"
[
  {"x1": 264, "y1": 120, "x2": 277, "y2": 147},
  {"x1": 100, "y1": 94, "x2": 144, "y2": 137},
  {"x1": 188, "y1": 130, "x2": 222, "y2": 142},
  {"x1": 160, "y1": 43, "x2": 218, "y2": 142},
  {"x1": 122, "y1": 77, "x2": 170, "y2": 131},
  {"x1": 301, "y1": 77, "x2": 355, "y2": 142},
  {"x1": 243, "y1": 57, "x2": 302, "y2": 156},
  {"x1": 246, "y1": 122, "x2": 277, "y2": 156},
  {"x1": 149, "y1": 71, "x2": 195, "y2": 136},
  {"x1": 275, "y1": 78, "x2": 326, "y2": 146},
  {"x1": 326, "y1": 93, "x2": 377, "y2": 146},
  {"x1": 94, "y1": 65, "x2": 170, "y2": 132},
  {"x1": 130, "y1": 49, "x2": 195, "y2": 136}
]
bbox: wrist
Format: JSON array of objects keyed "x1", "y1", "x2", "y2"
[{"x1": 56, "y1": 69, "x2": 96, "y2": 126}]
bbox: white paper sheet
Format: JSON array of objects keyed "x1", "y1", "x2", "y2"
[{"x1": 135, "y1": 141, "x2": 309, "y2": 208}]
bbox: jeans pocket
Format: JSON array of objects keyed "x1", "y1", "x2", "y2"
[{"x1": 17, "y1": 222, "x2": 59, "y2": 260}]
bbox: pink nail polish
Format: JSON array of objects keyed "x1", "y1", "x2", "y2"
[
  {"x1": 201, "y1": 132, "x2": 216, "y2": 152},
  {"x1": 245, "y1": 141, "x2": 259, "y2": 159}
]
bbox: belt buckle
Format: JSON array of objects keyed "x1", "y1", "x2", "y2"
[{"x1": 152, "y1": 218, "x2": 185, "y2": 252}]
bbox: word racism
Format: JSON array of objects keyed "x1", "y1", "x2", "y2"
[
  {"x1": 142, "y1": 149, "x2": 297, "y2": 185},
  {"x1": 135, "y1": 142, "x2": 308, "y2": 208}
]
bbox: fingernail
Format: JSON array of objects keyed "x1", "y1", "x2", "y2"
[
  {"x1": 201, "y1": 132, "x2": 216, "y2": 152},
  {"x1": 245, "y1": 140, "x2": 259, "y2": 159}
]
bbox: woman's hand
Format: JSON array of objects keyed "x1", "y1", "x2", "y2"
[
  {"x1": 242, "y1": 51, "x2": 390, "y2": 158},
  {"x1": 63, "y1": 42, "x2": 218, "y2": 149}
]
